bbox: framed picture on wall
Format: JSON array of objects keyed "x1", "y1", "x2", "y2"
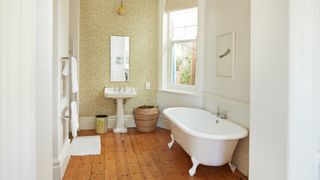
[
  {"x1": 116, "y1": 56, "x2": 123, "y2": 65},
  {"x1": 215, "y1": 31, "x2": 235, "y2": 78}
]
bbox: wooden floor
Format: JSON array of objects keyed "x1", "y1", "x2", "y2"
[{"x1": 63, "y1": 128, "x2": 247, "y2": 180}]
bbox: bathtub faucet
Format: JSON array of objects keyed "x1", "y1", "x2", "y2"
[
  {"x1": 211, "y1": 108, "x2": 227, "y2": 119},
  {"x1": 211, "y1": 108, "x2": 220, "y2": 117},
  {"x1": 221, "y1": 111, "x2": 227, "y2": 119}
]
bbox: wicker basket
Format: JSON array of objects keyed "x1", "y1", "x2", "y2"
[{"x1": 133, "y1": 105, "x2": 160, "y2": 132}]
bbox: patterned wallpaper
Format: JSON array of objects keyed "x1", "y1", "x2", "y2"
[{"x1": 79, "y1": 0, "x2": 158, "y2": 117}]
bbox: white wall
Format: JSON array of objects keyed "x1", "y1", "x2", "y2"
[
  {"x1": 0, "y1": 0, "x2": 53, "y2": 179},
  {"x1": 202, "y1": 0, "x2": 250, "y2": 175},
  {"x1": 250, "y1": 0, "x2": 288, "y2": 180},
  {"x1": 203, "y1": 0, "x2": 250, "y2": 104},
  {"x1": 288, "y1": 1, "x2": 320, "y2": 179}
]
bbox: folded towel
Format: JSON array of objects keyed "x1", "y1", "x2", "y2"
[
  {"x1": 71, "y1": 101, "x2": 79, "y2": 137},
  {"x1": 71, "y1": 57, "x2": 79, "y2": 93},
  {"x1": 62, "y1": 60, "x2": 68, "y2": 76},
  {"x1": 62, "y1": 76, "x2": 68, "y2": 97}
]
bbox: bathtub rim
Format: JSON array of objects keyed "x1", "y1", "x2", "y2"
[{"x1": 163, "y1": 107, "x2": 248, "y2": 140}]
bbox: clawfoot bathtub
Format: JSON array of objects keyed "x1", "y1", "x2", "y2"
[{"x1": 163, "y1": 107, "x2": 248, "y2": 176}]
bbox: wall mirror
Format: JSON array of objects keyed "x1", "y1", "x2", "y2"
[{"x1": 110, "y1": 36, "x2": 130, "y2": 82}]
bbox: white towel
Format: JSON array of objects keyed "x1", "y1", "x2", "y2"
[
  {"x1": 71, "y1": 57, "x2": 79, "y2": 93},
  {"x1": 62, "y1": 60, "x2": 68, "y2": 76},
  {"x1": 71, "y1": 101, "x2": 79, "y2": 137}
]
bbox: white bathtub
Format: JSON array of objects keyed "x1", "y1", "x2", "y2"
[{"x1": 163, "y1": 107, "x2": 248, "y2": 176}]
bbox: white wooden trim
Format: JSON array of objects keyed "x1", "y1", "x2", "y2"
[
  {"x1": 167, "y1": 83, "x2": 196, "y2": 93},
  {"x1": 53, "y1": 141, "x2": 71, "y2": 180},
  {"x1": 232, "y1": 148, "x2": 249, "y2": 177},
  {"x1": 288, "y1": 0, "x2": 320, "y2": 179},
  {"x1": 79, "y1": 115, "x2": 136, "y2": 130},
  {"x1": 79, "y1": 117, "x2": 96, "y2": 130},
  {"x1": 158, "y1": 0, "x2": 168, "y2": 90},
  {"x1": 171, "y1": 38, "x2": 197, "y2": 43},
  {"x1": 157, "y1": 89, "x2": 202, "y2": 97},
  {"x1": 195, "y1": 0, "x2": 205, "y2": 95},
  {"x1": 157, "y1": 115, "x2": 171, "y2": 130},
  {"x1": 79, "y1": 115, "x2": 172, "y2": 131},
  {"x1": 203, "y1": 92, "x2": 250, "y2": 111}
]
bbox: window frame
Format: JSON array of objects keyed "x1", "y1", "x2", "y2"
[{"x1": 167, "y1": 8, "x2": 198, "y2": 93}]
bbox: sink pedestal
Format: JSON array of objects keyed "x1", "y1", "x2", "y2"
[
  {"x1": 113, "y1": 99, "x2": 127, "y2": 133},
  {"x1": 104, "y1": 87, "x2": 137, "y2": 133}
]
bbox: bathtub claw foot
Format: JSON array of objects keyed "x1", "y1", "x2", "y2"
[
  {"x1": 168, "y1": 134, "x2": 175, "y2": 148},
  {"x1": 189, "y1": 156, "x2": 200, "y2": 176},
  {"x1": 228, "y1": 158, "x2": 236, "y2": 173}
]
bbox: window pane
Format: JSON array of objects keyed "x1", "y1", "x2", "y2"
[
  {"x1": 185, "y1": 26, "x2": 197, "y2": 39},
  {"x1": 172, "y1": 41, "x2": 196, "y2": 85},
  {"x1": 173, "y1": 13, "x2": 185, "y2": 27},
  {"x1": 186, "y1": 11, "x2": 197, "y2": 26},
  {"x1": 173, "y1": 27, "x2": 185, "y2": 40}
]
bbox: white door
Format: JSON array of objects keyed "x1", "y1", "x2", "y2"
[{"x1": 52, "y1": 0, "x2": 71, "y2": 179}]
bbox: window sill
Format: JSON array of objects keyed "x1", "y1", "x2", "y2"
[{"x1": 157, "y1": 89, "x2": 202, "y2": 97}]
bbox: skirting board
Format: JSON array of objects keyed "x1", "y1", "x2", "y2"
[
  {"x1": 232, "y1": 147, "x2": 249, "y2": 176},
  {"x1": 78, "y1": 115, "x2": 135, "y2": 130},
  {"x1": 77, "y1": 115, "x2": 171, "y2": 131},
  {"x1": 53, "y1": 141, "x2": 71, "y2": 180},
  {"x1": 157, "y1": 115, "x2": 171, "y2": 130}
]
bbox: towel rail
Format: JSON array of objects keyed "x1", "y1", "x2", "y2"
[
  {"x1": 73, "y1": 93, "x2": 77, "y2": 102},
  {"x1": 60, "y1": 56, "x2": 78, "y2": 102},
  {"x1": 61, "y1": 106, "x2": 69, "y2": 120},
  {"x1": 61, "y1": 56, "x2": 77, "y2": 60}
]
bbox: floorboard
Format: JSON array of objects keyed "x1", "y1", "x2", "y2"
[
  {"x1": 114, "y1": 133, "x2": 131, "y2": 179},
  {"x1": 104, "y1": 129, "x2": 118, "y2": 180},
  {"x1": 64, "y1": 128, "x2": 248, "y2": 180}
]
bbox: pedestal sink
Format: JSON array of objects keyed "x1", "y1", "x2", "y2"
[{"x1": 104, "y1": 87, "x2": 137, "y2": 133}]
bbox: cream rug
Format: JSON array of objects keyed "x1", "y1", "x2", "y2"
[{"x1": 70, "y1": 135, "x2": 101, "y2": 156}]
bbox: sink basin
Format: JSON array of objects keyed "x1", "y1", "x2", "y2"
[
  {"x1": 104, "y1": 87, "x2": 137, "y2": 133},
  {"x1": 104, "y1": 90, "x2": 137, "y2": 99}
]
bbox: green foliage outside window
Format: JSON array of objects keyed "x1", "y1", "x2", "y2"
[{"x1": 177, "y1": 45, "x2": 196, "y2": 85}]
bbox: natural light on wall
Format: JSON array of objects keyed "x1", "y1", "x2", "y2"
[{"x1": 170, "y1": 8, "x2": 197, "y2": 86}]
